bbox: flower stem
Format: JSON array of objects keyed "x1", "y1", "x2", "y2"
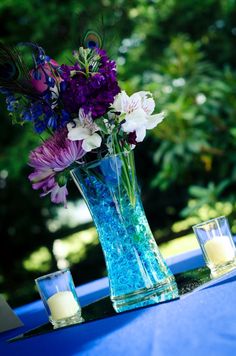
[{"x1": 113, "y1": 133, "x2": 136, "y2": 206}]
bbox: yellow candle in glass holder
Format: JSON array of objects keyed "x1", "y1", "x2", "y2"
[
  {"x1": 204, "y1": 235, "x2": 235, "y2": 265},
  {"x1": 47, "y1": 291, "x2": 79, "y2": 321}
]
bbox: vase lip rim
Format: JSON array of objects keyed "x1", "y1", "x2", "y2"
[
  {"x1": 192, "y1": 215, "x2": 227, "y2": 229},
  {"x1": 71, "y1": 151, "x2": 133, "y2": 171},
  {"x1": 35, "y1": 268, "x2": 70, "y2": 282}
]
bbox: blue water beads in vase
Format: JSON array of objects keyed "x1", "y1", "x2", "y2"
[{"x1": 71, "y1": 151, "x2": 178, "y2": 312}]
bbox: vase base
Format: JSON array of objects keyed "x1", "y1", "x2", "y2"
[
  {"x1": 209, "y1": 259, "x2": 236, "y2": 279},
  {"x1": 111, "y1": 275, "x2": 179, "y2": 312},
  {"x1": 49, "y1": 312, "x2": 84, "y2": 329}
]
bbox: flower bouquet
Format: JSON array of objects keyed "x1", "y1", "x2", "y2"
[{"x1": 0, "y1": 33, "x2": 178, "y2": 312}]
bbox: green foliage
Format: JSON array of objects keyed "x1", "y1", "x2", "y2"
[{"x1": 1, "y1": 0, "x2": 236, "y2": 306}]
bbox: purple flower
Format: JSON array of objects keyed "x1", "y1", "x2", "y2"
[
  {"x1": 50, "y1": 183, "x2": 68, "y2": 208},
  {"x1": 28, "y1": 128, "x2": 85, "y2": 207},
  {"x1": 128, "y1": 132, "x2": 137, "y2": 145},
  {"x1": 60, "y1": 49, "x2": 120, "y2": 119},
  {"x1": 30, "y1": 59, "x2": 61, "y2": 94}
]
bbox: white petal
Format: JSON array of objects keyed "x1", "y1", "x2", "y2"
[
  {"x1": 136, "y1": 91, "x2": 152, "y2": 98},
  {"x1": 67, "y1": 127, "x2": 90, "y2": 141},
  {"x1": 112, "y1": 91, "x2": 130, "y2": 113},
  {"x1": 82, "y1": 133, "x2": 102, "y2": 152},
  {"x1": 135, "y1": 91, "x2": 155, "y2": 115},
  {"x1": 135, "y1": 126, "x2": 146, "y2": 142},
  {"x1": 128, "y1": 92, "x2": 142, "y2": 112},
  {"x1": 146, "y1": 112, "x2": 165, "y2": 130},
  {"x1": 142, "y1": 97, "x2": 155, "y2": 115},
  {"x1": 80, "y1": 108, "x2": 94, "y2": 127},
  {"x1": 67, "y1": 119, "x2": 81, "y2": 131},
  {"x1": 91, "y1": 121, "x2": 100, "y2": 133},
  {"x1": 78, "y1": 108, "x2": 87, "y2": 125},
  {"x1": 122, "y1": 109, "x2": 147, "y2": 133}
]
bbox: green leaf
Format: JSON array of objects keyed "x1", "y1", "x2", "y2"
[{"x1": 95, "y1": 117, "x2": 109, "y2": 134}]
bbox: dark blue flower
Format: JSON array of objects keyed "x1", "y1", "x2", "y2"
[
  {"x1": 34, "y1": 118, "x2": 47, "y2": 133},
  {"x1": 47, "y1": 115, "x2": 58, "y2": 129},
  {"x1": 61, "y1": 109, "x2": 70, "y2": 126},
  {"x1": 31, "y1": 102, "x2": 43, "y2": 119},
  {"x1": 6, "y1": 95, "x2": 18, "y2": 112},
  {"x1": 45, "y1": 76, "x2": 55, "y2": 88},
  {"x1": 22, "y1": 110, "x2": 32, "y2": 121}
]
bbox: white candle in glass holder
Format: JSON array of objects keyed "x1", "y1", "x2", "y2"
[
  {"x1": 204, "y1": 235, "x2": 235, "y2": 265},
  {"x1": 47, "y1": 291, "x2": 79, "y2": 321}
]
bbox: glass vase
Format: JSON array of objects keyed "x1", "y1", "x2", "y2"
[{"x1": 71, "y1": 151, "x2": 178, "y2": 312}]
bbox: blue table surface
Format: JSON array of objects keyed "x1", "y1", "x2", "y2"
[{"x1": 1, "y1": 248, "x2": 236, "y2": 356}]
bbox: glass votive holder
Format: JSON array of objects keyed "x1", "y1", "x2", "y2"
[
  {"x1": 35, "y1": 269, "x2": 83, "y2": 328},
  {"x1": 193, "y1": 216, "x2": 236, "y2": 278}
]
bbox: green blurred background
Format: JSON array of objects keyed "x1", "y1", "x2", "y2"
[{"x1": 1, "y1": 0, "x2": 236, "y2": 307}]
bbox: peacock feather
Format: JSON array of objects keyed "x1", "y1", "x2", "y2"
[
  {"x1": 82, "y1": 29, "x2": 103, "y2": 49},
  {"x1": 0, "y1": 42, "x2": 38, "y2": 97}
]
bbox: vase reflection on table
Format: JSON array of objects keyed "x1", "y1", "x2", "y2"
[{"x1": 71, "y1": 151, "x2": 179, "y2": 312}]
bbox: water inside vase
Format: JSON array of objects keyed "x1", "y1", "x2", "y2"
[{"x1": 71, "y1": 153, "x2": 178, "y2": 311}]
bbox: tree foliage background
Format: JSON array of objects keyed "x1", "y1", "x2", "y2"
[{"x1": 1, "y1": 0, "x2": 236, "y2": 307}]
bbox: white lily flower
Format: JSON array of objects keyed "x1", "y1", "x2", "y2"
[
  {"x1": 67, "y1": 109, "x2": 102, "y2": 152},
  {"x1": 112, "y1": 91, "x2": 165, "y2": 143}
]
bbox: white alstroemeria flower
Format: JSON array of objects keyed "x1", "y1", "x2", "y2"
[
  {"x1": 67, "y1": 109, "x2": 102, "y2": 152},
  {"x1": 112, "y1": 90, "x2": 165, "y2": 143}
]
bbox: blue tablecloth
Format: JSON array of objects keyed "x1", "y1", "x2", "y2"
[{"x1": 1, "y1": 248, "x2": 236, "y2": 356}]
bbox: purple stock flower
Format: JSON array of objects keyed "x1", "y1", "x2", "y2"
[
  {"x1": 28, "y1": 128, "x2": 85, "y2": 207},
  {"x1": 60, "y1": 49, "x2": 120, "y2": 119}
]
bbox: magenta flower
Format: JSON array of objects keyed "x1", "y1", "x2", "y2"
[
  {"x1": 30, "y1": 59, "x2": 61, "y2": 93},
  {"x1": 28, "y1": 128, "x2": 85, "y2": 207}
]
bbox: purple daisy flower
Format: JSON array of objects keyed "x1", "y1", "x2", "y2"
[{"x1": 28, "y1": 128, "x2": 85, "y2": 207}]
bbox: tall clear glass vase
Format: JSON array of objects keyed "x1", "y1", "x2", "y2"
[{"x1": 71, "y1": 151, "x2": 178, "y2": 312}]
